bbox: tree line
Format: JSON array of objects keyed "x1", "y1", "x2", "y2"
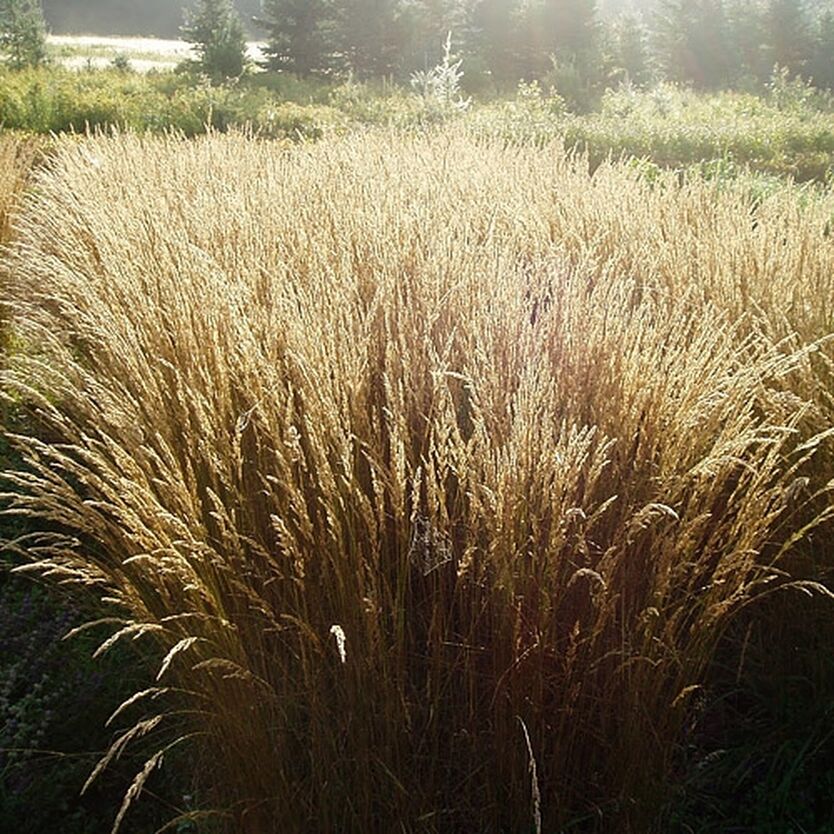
[
  {"x1": 194, "y1": 0, "x2": 834, "y2": 95},
  {"x1": 2, "y1": 0, "x2": 833, "y2": 99},
  {"x1": 38, "y1": 0, "x2": 263, "y2": 39}
]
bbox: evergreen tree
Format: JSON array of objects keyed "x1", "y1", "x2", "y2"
[
  {"x1": 335, "y1": 0, "x2": 404, "y2": 78},
  {"x1": 405, "y1": 0, "x2": 475, "y2": 71},
  {"x1": 538, "y1": 0, "x2": 603, "y2": 105},
  {"x1": 652, "y1": 0, "x2": 691, "y2": 83},
  {"x1": 809, "y1": 9, "x2": 834, "y2": 89},
  {"x1": 765, "y1": 0, "x2": 811, "y2": 75},
  {"x1": 693, "y1": 0, "x2": 738, "y2": 87},
  {"x1": 256, "y1": 0, "x2": 337, "y2": 76},
  {"x1": 653, "y1": 0, "x2": 737, "y2": 88},
  {"x1": 540, "y1": 0, "x2": 600, "y2": 71},
  {"x1": 610, "y1": 12, "x2": 653, "y2": 87},
  {"x1": 725, "y1": 0, "x2": 768, "y2": 85},
  {"x1": 0, "y1": 0, "x2": 47, "y2": 69},
  {"x1": 181, "y1": 0, "x2": 248, "y2": 80},
  {"x1": 471, "y1": 0, "x2": 521, "y2": 85},
  {"x1": 499, "y1": 0, "x2": 602, "y2": 84}
]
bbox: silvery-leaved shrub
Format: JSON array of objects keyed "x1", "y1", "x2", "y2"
[{"x1": 409, "y1": 32, "x2": 470, "y2": 122}]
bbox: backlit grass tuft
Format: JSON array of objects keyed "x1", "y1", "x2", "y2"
[{"x1": 2, "y1": 130, "x2": 833, "y2": 832}]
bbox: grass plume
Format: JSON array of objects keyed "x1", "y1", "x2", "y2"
[
  {"x1": 0, "y1": 133, "x2": 42, "y2": 246},
  {"x1": 2, "y1": 130, "x2": 833, "y2": 832}
]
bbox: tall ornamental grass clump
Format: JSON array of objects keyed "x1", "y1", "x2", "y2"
[
  {"x1": 2, "y1": 132, "x2": 833, "y2": 832},
  {"x1": 0, "y1": 132, "x2": 41, "y2": 244}
]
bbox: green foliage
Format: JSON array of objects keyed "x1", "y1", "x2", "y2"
[
  {"x1": 110, "y1": 52, "x2": 131, "y2": 73},
  {"x1": 809, "y1": 11, "x2": 834, "y2": 91},
  {"x1": 542, "y1": 53, "x2": 598, "y2": 113},
  {"x1": 246, "y1": 69, "x2": 333, "y2": 102},
  {"x1": 403, "y1": 0, "x2": 471, "y2": 68},
  {"x1": 464, "y1": 80, "x2": 565, "y2": 144},
  {"x1": 767, "y1": 63, "x2": 832, "y2": 113},
  {"x1": 0, "y1": 68, "x2": 270, "y2": 135},
  {"x1": 256, "y1": 0, "x2": 338, "y2": 77},
  {"x1": 464, "y1": 80, "x2": 834, "y2": 182},
  {"x1": 565, "y1": 83, "x2": 834, "y2": 181},
  {"x1": 667, "y1": 596, "x2": 834, "y2": 834},
  {"x1": 16, "y1": 0, "x2": 834, "y2": 100},
  {"x1": 255, "y1": 100, "x2": 347, "y2": 139},
  {"x1": 409, "y1": 32, "x2": 470, "y2": 116},
  {"x1": 608, "y1": 13, "x2": 654, "y2": 89},
  {"x1": 540, "y1": 0, "x2": 600, "y2": 76},
  {"x1": 471, "y1": 0, "x2": 517, "y2": 86},
  {"x1": 181, "y1": 0, "x2": 248, "y2": 81},
  {"x1": 0, "y1": 575, "x2": 174, "y2": 834},
  {"x1": 326, "y1": 79, "x2": 434, "y2": 127},
  {"x1": 335, "y1": 0, "x2": 405, "y2": 79},
  {"x1": 766, "y1": 0, "x2": 813, "y2": 77},
  {"x1": 652, "y1": 0, "x2": 740, "y2": 89},
  {"x1": 0, "y1": 0, "x2": 46, "y2": 70}
]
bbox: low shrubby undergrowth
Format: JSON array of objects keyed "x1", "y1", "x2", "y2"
[
  {"x1": 0, "y1": 573, "x2": 180, "y2": 834},
  {"x1": 2, "y1": 67, "x2": 834, "y2": 182},
  {"x1": 568, "y1": 83, "x2": 834, "y2": 182},
  {"x1": 0, "y1": 67, "x2": 469, "y2": 139},
  {"x1": 467, "y1": 82, "x2": 834, "y2": 182},
  {"x1": 2, "y1": 131, "x2": 832, "y2": 833},
  {"x1": 0, "y1": 67, "x2": 267, "y2": 135},
  {"x1": 0, "y1": 67, "x2": 347, "y2": 137}
]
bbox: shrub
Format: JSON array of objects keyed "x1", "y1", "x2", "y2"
[
  {"x1": 110, "y1": 53, "x2": 131, "y2": 73},
  {"x1": 465, "y1": 80, "x2": 565, "y2": 144},
  {"x1": 254, "y1": 100, "x2": 348, "y2": 140},
  {"x1": 409, "y1": 32, "x2": 471, "y2": 119},
  {"x1": 767, "y1": 64, "x2": 833, "y2": 114},
  {"x1": 557, "y1": 84, "x2": 834, "y2": 181}
]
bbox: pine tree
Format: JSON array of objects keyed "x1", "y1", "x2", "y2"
[
  {"x1": 765, "y1": 0, "x2": 811, "y2": 75},
  {"x1": 809, "y1": 9, "x2": 834, "y2": 89},
  {"x1": 610, "y1": 13, "x2": 653, "y2": 87},
  {"x1": 652, "y1": 0, "x2": 684, "y2": 81},
  {"x1": 405, "y1": 0, "x2": 475, "y2": 72},
  {"x1": 692, "y1": 0, "x2": 738, "y2": 88},
  {"x1": 181, "y1": 0, "x2": 248, "y2": 80},
  {"x1": 471, "y1": 0, "x2": 520, "y2": 85},
  {"x1": 0, "y1": 0, "x2": 47, "y2": 69},
  {"x1": 335, "y1": 0, "x2": 404, "y2": 78},
  {"x1": 537, "y1": 0, "x2": 603, "y2": 105},
  {"x1": 540, "y1": 0, "x2": 600, "y2": 70},
  {"x1": 725, "y1": 0, "x2": 768, "y2": 84},
  {"x1": 495, "y1": 0, "x2": 601, "y2": 85},
  {"x1": 653, "y1": 0, "x2": 737, "y2": 88},
  {"x1": 256, "y1": 0, "x2": 338, "y2": 77}
]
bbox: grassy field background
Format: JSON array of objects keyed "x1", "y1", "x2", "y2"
[{"x1": 47, "y1": 34, "x2": 267, "y2": 73}]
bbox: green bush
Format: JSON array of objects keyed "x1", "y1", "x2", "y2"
[
  {"x1": 255, "y1": 100, "x2": 349, "y2": 140},
  {"x1": 0, "y1": 69, "x2": 832, "y2": 182},
  {"x1": 560, "y1": 84, "x2": 834, "y2": 181}
]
